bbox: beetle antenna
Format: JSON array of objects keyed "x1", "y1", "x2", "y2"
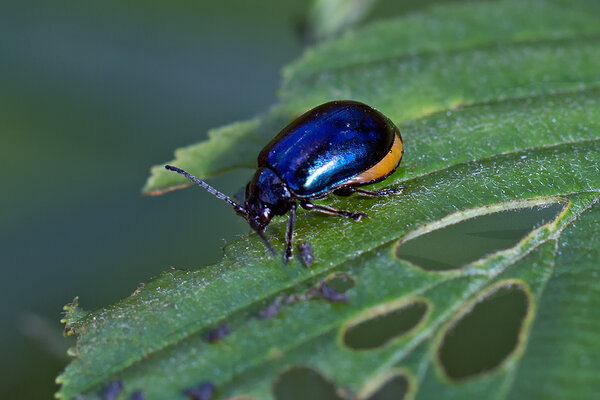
[
  {"x1": 165, "y1": 165, "x2": 248, "y2": 216},
  {"x1": 255, "y1": 229, "x2": 277, "y2": 256}
]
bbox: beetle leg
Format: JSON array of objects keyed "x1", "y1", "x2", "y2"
[
  {"x1": 301, "y1": 201, "x2": 367, "y2": 221},
  {"x1": 343, "y1": 185, "x2": 406, "y2": 197},
  {"x1": 284, "y1": 203, "x2": 297, "y2": 264}
]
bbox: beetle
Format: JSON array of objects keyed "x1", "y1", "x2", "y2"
[{"x1": 165, "y1": 100, "x2": 405, "y2": 263}]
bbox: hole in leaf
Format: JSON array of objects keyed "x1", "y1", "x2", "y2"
[
  {"x1": 362, "y1": 372, "x2": 410, "y2": 400},
  {"x1": 343, "y1": 299, "x2": 428, "y2": 350},
  {"x1": 438, "y1": 282, "x2": 530, "y2": 381},
  {"x1": 396, "y1": 203, "x2": 563, "y2": 271},
  {"x1": 273, "y1": 366, "x2": 342, "y2": 400}
]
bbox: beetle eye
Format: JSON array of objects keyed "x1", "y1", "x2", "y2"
[{"x1": 260, "y1": 209, "x2": 270, "y2": 223}]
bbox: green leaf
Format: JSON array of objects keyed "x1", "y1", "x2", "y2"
[
  {"x1": 61, "y1": 0, "x2": 600, "y2": 399},
  {"x1": 306, "y1": 0, "x2": 378, "y2": 42}
]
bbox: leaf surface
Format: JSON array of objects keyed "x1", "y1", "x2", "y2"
[{"x1": 60, "y1": 0, "x2": 600, "y2": 399}]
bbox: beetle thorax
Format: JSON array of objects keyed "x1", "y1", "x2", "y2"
[{"x1": 244, "y1": 167, "x2": 293, "y2": 231}]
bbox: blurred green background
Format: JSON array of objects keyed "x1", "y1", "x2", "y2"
[
  {"x1": 0, "y1": 0, "x2": 458, "y2": 398},
  {"x1": 1, "y1": 1, "x2": 305, "y2": 397}
]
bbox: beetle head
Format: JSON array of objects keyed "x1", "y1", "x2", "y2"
[
  {"x1": 245, "y1": 202, "x2": 273, "y2": 233},
  {"x1": 245, "y1": 167, "x2": 292, "y2": 232}
]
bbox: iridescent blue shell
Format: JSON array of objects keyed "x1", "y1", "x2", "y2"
[{"x1": 258, "y1": 101, "x2": 397, "y2": 197}]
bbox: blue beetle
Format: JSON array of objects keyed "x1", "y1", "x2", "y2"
[{"x1": 166, "y1": 100, "x2": 404, "y2": 263}]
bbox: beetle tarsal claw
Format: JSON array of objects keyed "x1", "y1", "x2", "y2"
[
  {"x1": 284, "y1": 249, "x2": 293, "y2": 264},
  {"x1": 353, "y1": 212, "x2": 368, "y2": 221}
]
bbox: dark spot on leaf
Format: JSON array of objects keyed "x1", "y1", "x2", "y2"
[
  {"x1": 362, "y1": 372, "x2": 410, "y2": 400},
  {"x1": 344, "y1": 300, "x2": 428, "y2": 350},
  {"x1": 130, "y1": 391, "x2": 145, "y2": 400},
  {"x1": 299, "y1": 241, "x2": 314, "y2": 267},
  {"x1": 260, "y1": 296, "x2": 285, "y2": 319},
  {"x1": 284, "y1": 294, "x2": 302, "y2": 304},
  {"x1": 396, "y1": 203, "x2": 563, "y2": 271},
  {"x1": 303, "y1": 280, "x2": 348, "y2": 303},
  {"x1": 259, "y1": 303, "x2": 282, "y2": 319},
  {"x1": 205, "y1": 323, "x2": 230, "y2": 343},
  {"x1": 103, "y1": 381, "x2": 123, "y2": 400},
  {"x1": 273, "y1": 366, "x2": 342, "y2": 400},
  {"x1": 259, "y1": 275, "x2": 353, "y2": 318},
  {"x1": 438, "y1": 282, "x2": 530, "y2": 381},
  {"x1": 183, "y1": 381, "x2": 216, "y2": 400},
  {"x1": 320, "y1": 284, "x2": 348, "y2": 303}
]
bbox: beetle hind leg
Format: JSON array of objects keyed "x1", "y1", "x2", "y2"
[{"x1": 301, "y1": 201, "x2": 367, "y2": 221}]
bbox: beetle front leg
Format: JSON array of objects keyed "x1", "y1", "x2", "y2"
[
  {"x1": 301, "y1": 201, "x2": 367, "y2": 221},
  {"x1": 284, "y1": 203, "x2": 297, "y2": 264}
]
